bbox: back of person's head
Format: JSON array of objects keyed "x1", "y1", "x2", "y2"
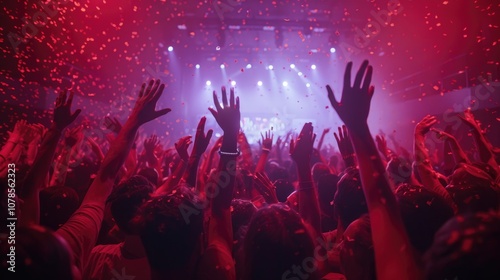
[
  {"x1": 0, "y1": 225, "x2": 76, "y2": 279},
  {"x1": 339, "y1": 215, "x2": 375, "y2": 280},
  {"x1": 40, "y1": 186, "x2": 80, "y2": 231},
  {"x1": 107, "y1": 175, "x2": 154, "y2": 234},
  {"x1": 334, "y1": 168, "x2": 368, "y2": 229},
  {"x1": 312, "y1": 162, "x2": 330, "y2": 183},
  {"x1": 138, "y1": 185, "x2": 204, "y2": 272},
  {"x1": 137, "y1": 167, "x2": 159, "y2": 187},
  {"x1": 386, "y1": 156, "x2": 413, "y2": 186},
  {"x1": 243, "y1": 203, "x2": 317, "y2": 280},
  {"x1": 395, "y1": 184, "x2": 454, "y2": 253},
  {"x1": 317, "y1": 173, "x2": 339, "y2": 231},
  {"x1": 274, "y1": 178, "x2": 295, "y2": 203},
  {"x1": 424, "y1": 211, "x2": 500, "y2": 280},
  {"x1": 446, "y1": 183, "x2": 499, "y2": 213},
  {"x1": 231, "y1": 199, "x2": 257, "y2": 238}
]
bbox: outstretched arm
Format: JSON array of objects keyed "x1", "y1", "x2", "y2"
[
  {"x1": 56, "y1": 80, "x2": 170, "y2": 271},
  {"x1": 290, "y1": 123, "x2": 322, "y2": 235},
  {"x1": 255, "y1": 130, "x2": 273, "y2": 173},
  {"x1": 334, "y1": 125, "x2": 356, "y2": 169},
  {"x1": 430, "y1": 128, "x2": 470, "y2": 165},
  {"x1": 327, "y1": 61, "x2": 421, "y2": 280},
  {"x1": 20, "y1": 90, "x2": 81, "y2": 225},
  {"x1": 206, "y1": 86, "x2": 240, "y2": 256},
  {"x1": 182, "y1": 117, "x2": 213, "y2": 188},
  {"x1": 459, "y1": 108, "x2": 500, "y2": 174},
  {"x1": 414, "y1": 116, "x2": 456, "y2": 211}
]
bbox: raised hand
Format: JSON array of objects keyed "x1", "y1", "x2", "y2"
[
  {"x1": 253, "y1": 171, "x2": 279, "y2": 204},
  {"x1": 130, "y1": 79, "x2": 171, "y2": 125},
  {"x1": 415, "y1": 115, "x2": 438, "y2": 136},
  {"x1": 64, "y1": 125, "x2": 83, "y2": 147},
  {"x1": 289, "y1": 122, "x2": 316, "y2": 163},
  {"x1": 175, "y1": 136, "x2": 192, "y2": 161},
  {"x1": 208, "y1": 86, "x2": 240, "y2": 136},
  {"x1": 191, "y1": 117, "x2": 214, "y2": 158},
  {"x1": 144, "y1": 134, "x2": 159, "y2": 154},
  {"x1": 103, "y1": 115, "x2": 122, "y2": 134},
  {"x1": 260, "y1": 130, "x2": 273, "y2": 151},
  {"x1": 459, "y1": 108, "x2": 480, "y2": 129},
  {"x1": 53, "y1": 90, "x2": 82, "y2": 131},
  {"x1": 334, "y1": 125, "x2": 355, "y2": 158},
  {"x1": 327, "y1": 60, "x2": 374, "y2": 127},
  {"x1": 430, "y1": 128, "x2": 455, "y2": 141},
  {"x1": 375, "y1": 134, "x2": 388, "y2": 154}
]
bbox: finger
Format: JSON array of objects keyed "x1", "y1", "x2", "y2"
[
  {"x1": 338, "y1": 127, "x2": 343, "y2": 139},
  {"x1": 289, "y1": 139, "x2": 295, "y2": 154},
  {"x1": 62, "y1": 89, "x2": 68, "y2": 104},
  {"x1": 368, "y1": 85, "x2": 375, "y2": 100},
  {"x1": 206, "y1": 129, "x2": 214, "y2": 142},
  {"x1": 70, "y1": 109, "x2": 82, "y2": 122},
  {"x1": 213, "y1": 91, "x2": 222, "y2": 112},
  {"x1": 197, "y1": 116, "x2": 207, "y2": 131},
  {"x1": 312, "y1": 133, "x2": 317, "y2": 144},
  {"x1": 236, "y1": 96, "x2": 240, "y2": 111},
  {"x1": 261, "y1": 132, "x2": 264, "y2": 141},
  {"x1": 144, "y1": 80, "x2": 154, "y2": 96},
  {"x1": 334, "y1": 132, "x2": 340, "y2": 144},
  {"x1": 353, "y1": 60, "x2": 369, "y2": 89},
  {"x1": 230, "y1": 87, "x2": 235, "y2": 107},
  {"x1": 155, "y1": 108, "x2": 171, "y2": 119},
  {"x1": 138, "y1": 83, "x2": 146, "y2": 98},
  {"x1": 67, "y1": 90, "x2": 75, "y2": 106},
  {"x1": 342, "y1": 125, "x2": 348, "y2": 138},
  {"x1": 326, "y1": 85, "x2": 339, "y2": 110},
  {"x1": 151, "y1": 83, "x2": 165, "y2": 102},
  {"x1": 221, "y1": 86, "x2": 228, "y2": 107},
  {"x1": 208, "y1": 107, "x2": 218, "y2": 121},
  {"x1": 344, "y1": 62, "x2": 353, "y2": 88},
  {"x1": 362, "y1": 65, "x2": 373, "y2": 92}
]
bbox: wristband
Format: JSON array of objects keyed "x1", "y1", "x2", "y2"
[
  {"x1": 262, "y1": 148, "x2": 271, "y2": 153},
  {"x1": 218, "y1": 149, "x2": 241, "y2": 156}
]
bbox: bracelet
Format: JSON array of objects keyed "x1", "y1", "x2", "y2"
[
  {"x1": 262, "y1": 148, "x2": 271, "y2": 153},
  {"x1": 218, "y1": 149, "x2": 241, "y2": 156}
]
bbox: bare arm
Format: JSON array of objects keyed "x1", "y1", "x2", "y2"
[
  {"x1": 327, "y1": 60, "x2": 422, "y2": 280},
  {"x1": 254, "y1": 130, "x2": 273, "y2": 173}
]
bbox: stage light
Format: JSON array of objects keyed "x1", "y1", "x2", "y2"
[
  {"x1": 167, "y1": 46, "x2": 173, "y2": 52},
  {"x1": 206, "y1": 80, "x2": 211, "y2": 86},
  {"x1": 216, "y1": 46, "x2": 221, "y2": 51},
  {"x1": 282, "y1": 81, "x2": 288, "y2": 87},
  {"x1": 220, "y1": 64, "x2": 225, "y2": 69},
  {"x1": 330, "y1": 47, "x2": 336, "y2": 53},
  {"x1": 195, "y1": 64, "x2": 200, "y2": 69},
  {"x1": 257, "y1": 81, "x2": 263, "y2": 86},
  {"x1": 306, "y1": 83, "x2": 311, "y2": 88},
  {"x1": 177, "y1": 24, "x2": 187, "y2": 30},
  {"x1": 268, "y1": 65, "x2": 274, "y2": 70},
  {"x1": 311, "y1": 64, "x2": 316, "y2": 70},
  {"x1": 231, "y1": 81, "x2": 236, "y2": 86},
  {"x1": 246, "y1": 64, "x2": 252, "y2": 69},
  {"x1": 298, "y1": 72, "x2": 303, "y2": 76},
  {"x1": 290, "y1": 64, "x2": 296, "y2": 69}
]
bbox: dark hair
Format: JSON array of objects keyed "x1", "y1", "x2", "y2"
[
  {"x1": 40, "y1": 186, "x2": 80, "y2": 231},
  {"x1": 137, "y1": 167, "x2": 159, "y2": 187},
  {"x1": 395, "y1": 184, "x2": 454, "y2": 253},
  {"x1": 424, "y1": 211, "x2": 500, "y2": 279},
  {"x1": 138, "y1": 185, "x2": 204, "y2": 272},
  {"x1": 0, "y1": 225, "x2": 74, "y2": 279},
  {"x1": 334, "y1": 168, "x2": 368, "y2": 229},
  {"x1": 243, "y1": 203, "x2": 317, "y2": 280},
  {"x1": 231, "y1": 199, "x2": 257, "y2": 238},
  {"x1": 107, "y1": 175, "x2": 154, "y2": 234},
  {"x1": 339, "y1": 215, "x2": 375, "y2": 280},
  {"x1": 317, "y1": 173, "x2": 339, "y2": 232}
]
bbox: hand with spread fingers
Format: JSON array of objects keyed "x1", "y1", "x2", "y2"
[
  {"x1": 327, "y1": 60, "x2": 374, "y2": 128},
  {"x1": 53, "y1": 90, "x2": 82, "y2": 131},
  {"x1": 130, "y1": 79, "x2": 171, "y2": 126}
]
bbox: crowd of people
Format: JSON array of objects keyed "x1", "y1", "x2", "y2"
[{"x1": 1, "y1": 60, "x2": 499, "y2": 279}]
